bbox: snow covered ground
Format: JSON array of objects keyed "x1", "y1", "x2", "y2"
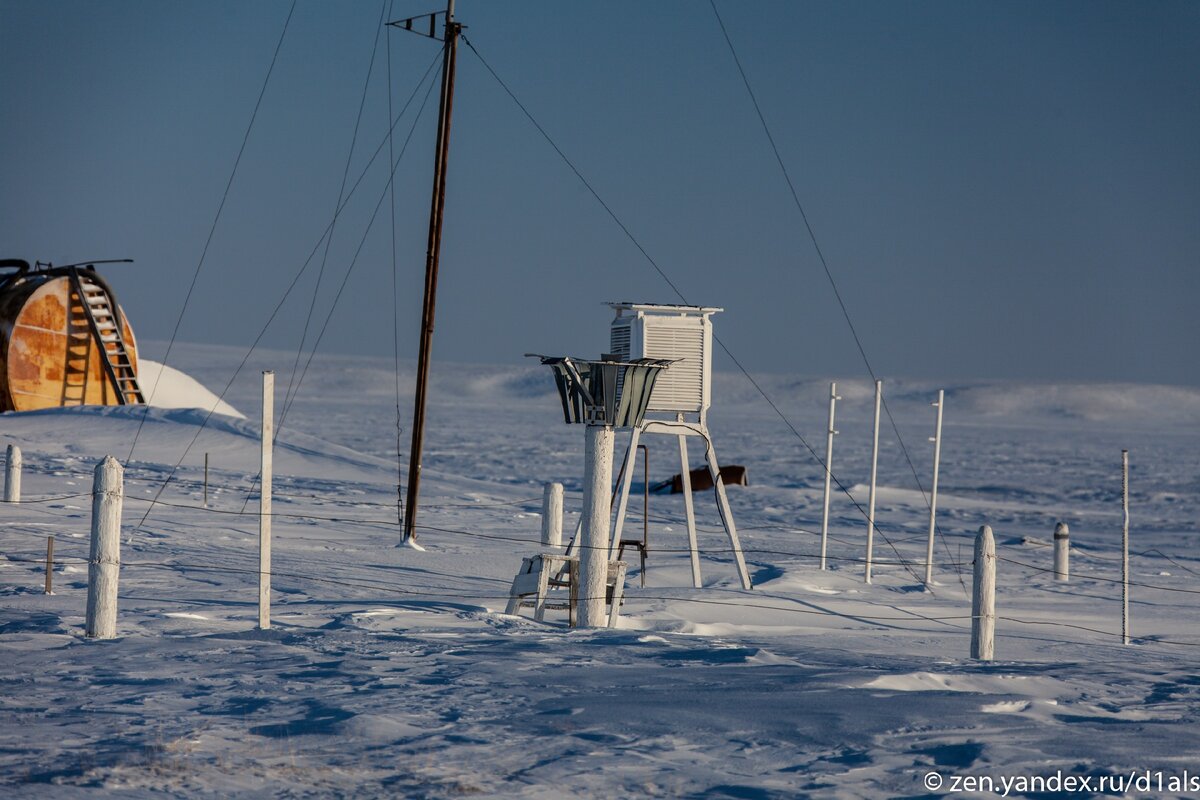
[{"x1": 2, "y1": 341, "x2": 1199, "y2": 797}]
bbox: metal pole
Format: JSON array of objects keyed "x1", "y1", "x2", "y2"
[
  {"x1": 1122, "y1": 449, "x2": 1130, "y2": 645},
  {"x1": 819, "y1": 382, "x2": 839, "y2": 570},
  {"x1": 203, "y1": 452, "x2": 209, "y2": 507},
  {"x1": 865, "y1": 379, "x2": 882, "y2": 584},
  {"x1": 641, "y1": 443, "x2": 648, "y2": 588},
  {"x1": 259, "y1": 371, "x2": 274, "y2": 630},
  {"x1": 923, "y1": 389, "x2": 944, "y2": 587},
  {"x1": 404, "y1": 0, "x2": 459, "y2": 546}
]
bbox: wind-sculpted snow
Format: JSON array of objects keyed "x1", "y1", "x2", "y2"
[{"x1": 1, "y1": 344, "x2": 1199, "y2": 797}]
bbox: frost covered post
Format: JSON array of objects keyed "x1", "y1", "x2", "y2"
[
  {"x1": 864, "y1": 379, "x2": 882, "y2": 583},
  {"x1": 971, "y1": 524, "x2": 995, "y2": 660},
  {"x1": 580, "y1": 424, "x2": 614, "y2": 628},
  {"x1": 86, "y1": 456, "x2": 123, "y2": 639},
  {"x1": 541, "y1": 482, "x2": 563, "y2": 549},
  {"x1": 1122, "y1": 450, "x2": 1130, "y2": 645},
  {"x1": 923, "y1": 390, "x2": 944, "y2": 587},
  {"x1": 5, "y1": 443, "x2": 21, "y2": 503},
  {"x1": 259, "y1": 371, "x2": 274, "y2": 631},
  {"x1": 1053, "y1": 522, "x2": 1069, "y2": 581},
  {"x1": 819, "y1": 382, "x2": 840, "y2": 570}
]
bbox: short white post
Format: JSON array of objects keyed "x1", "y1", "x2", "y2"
[
  {"x1": 971, "y1": 524, "x2": 995, "y2": 661},
  {"x1": 923, "y1": 389, "x2": 945, "y2": 587},
  {"x1": 5, "y1": 443, "x2": 22, "y2": 504},
  {"x1": 579, "y1": 423, "x2": 614, "y2": 628},
  {"x1": 864, "y1": 379, "x2": 882, "y2": 583},
  {"x1": 259, "y1": 371, "x2": 274, "y2": 630},
  {"x1": 819, "y1": 382, "x2": 840, "y2": 570},
  {"x1": 1121, "y1": 449, "x2": 1129, "y2": 645},
  {"x1": 541, "y1": 482, "x2": 563, "y2": 549},
  {"x1": 1053, "y1": 522, "x2": 1069, "y2": 582},
  {"x1": 86, "y1": 456, "x2": 123, "y2": 639}
]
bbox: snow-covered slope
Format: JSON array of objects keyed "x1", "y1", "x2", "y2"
[{"x1": 2, "y1": 345, "x2": 1198, "y2": 797}]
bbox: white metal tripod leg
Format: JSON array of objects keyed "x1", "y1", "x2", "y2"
[
  {"x1": 678, "y1": 434, "x2": 702, "y2": 588},
  {"x1": 609, "y1": 426, "x2": 642, "y2": 558},
  {"x1": 704, "y1": 438, "x2": 752, "y2": 590}
]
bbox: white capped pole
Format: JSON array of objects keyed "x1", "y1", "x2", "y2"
[
  {"x1": 86, "y1": 456, "x2": 123, "y2": 639},
  {"x1": 541, "y1": 482, "x2": 563, "y2": 549},
  {"x1": 5, "y1": 443, "x2": 21, "y2": 504},
  {"x1": 819, "y1": 382, "x2": 840, "y2": 571},
  {"x1": 971, "y1": 524, "x2": 995, "y2": 660},
  {"x1": 1053, "y1": 522, "x2": 1069, "y2": 581},
  {"x1": 864, "y1": 379, "x2": 882, "y2": 584},
  {"x1": 923, "y1": 389, "x2": 945, "y2": 587},
  {"x1": 1122, "y1": 449, "x2": 1130, "y2": 645},
  {"x1": 579, "y1": 423, "x2": 615, "y2": 628},
  {"x1": 258, "y1": 371, "x2": 274, "y2": 631}
]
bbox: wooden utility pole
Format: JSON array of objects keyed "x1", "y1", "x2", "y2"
[{"x1": 393, "y1": 0, "x2": 461, "y2": 547}]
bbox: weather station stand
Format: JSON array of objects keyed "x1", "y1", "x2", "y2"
[{"x1": 603, "y1": 303, "x2": 751, "y2": 590}]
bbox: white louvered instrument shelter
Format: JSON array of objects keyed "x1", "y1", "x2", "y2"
[{"x1": 607, "y1": 303, "x2": 721, "y2": 418}]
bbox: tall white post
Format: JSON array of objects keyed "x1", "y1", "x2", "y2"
[
  {"x1": 971, "y1": 524, "x2": 995, "y2": 660},
  {"x1": 923, "y1": 389, "x2": 945, "y2": 587},
  {"x1": 579, "y1": 423, "x2": 615, "y2": 628},
  {"x1": 677, "y1": 434, "x2": 702, "y2": 589},
  {"x1": 819, "y1": 383, "x2": 839, "y2": 571},
  {"x1": 1053, "y1": 522, "x2": 1069, "y2": 582},
  {"x1": 5, "y1": 443, "x2": 22, "y2": 504},
  {"x1": 1121, "y1": 449, "x2": 1130, "y2": 645},
  {"x1": 864, "y1": 379, "x2": 882, "y2": 584},
  {"x1": 86, "y1": 456, "x2": 123, "y2": 639},
  {"x1": 541, "y1": 482, "x2": 563, "y2": 549},
  {"x1": 259, "y1": 371, "x2": 274, "y2": 631}
]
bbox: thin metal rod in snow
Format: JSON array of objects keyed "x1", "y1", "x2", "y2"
[
  {"x1": 1054, "y1": 522, "x2": 1069, "y2": 581},
  {"x1": 971, "y1": 524, "x2": 995, "y2": 660},
  {"x1": 1122, "y1": 449, "x2": 1130, "y2": 645},
  {"x1": 579, "y1": 424, "x2": 614, "y2": 628},
  {"x1": 86, "y1": 456, "x2": 123, "y2": 639},
  {"x1": 864, "y1": 379, "x2": 882, "y2": 583},
  {"x1": 923, "y1": 389, "x2": 945, "y2": 587},
  {"x1": 204, "y1": 452, "x2": 209, "y2": 507},
  {"x1": 5, "y1": 443, "x2": 21, "y2": 503},
  {"x1": 819, "y1": 382, "x2": 839, "y2": 570},
  {"x1": 541, "y1": 482, "x2": 563, "y2": 549},
  {"x1": 259, "y1": 371, "x2": 274, "y2": 630}
]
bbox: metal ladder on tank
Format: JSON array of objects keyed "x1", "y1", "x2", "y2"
[{"x1": 67, "y1": 267, "x2": 145, "y2": 405}]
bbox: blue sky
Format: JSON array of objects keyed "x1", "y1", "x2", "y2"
[{"x1": 2, "y1": 0, "x2": 1197, "y2": 385}]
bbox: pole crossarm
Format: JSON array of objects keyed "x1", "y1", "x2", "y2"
[{"x1": 386, "y1": 11, "x2": 462, "y2": 42}]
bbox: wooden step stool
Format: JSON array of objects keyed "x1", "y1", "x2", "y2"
[{"x1": 505, "y1": 553, "x2": 628, "y2": 628}]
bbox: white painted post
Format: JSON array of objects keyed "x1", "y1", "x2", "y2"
[
  {"x1": 579, "y1": 423, "x2": 615, "y2": 628},
  {"x1": 677, "y1": 434, "x2": 702, "y2": 589},
  {"x1": 971, "y1": 524, "x2": 995, "y2": 660},
  {"x1": 1122, "y1": 450, "x2": 1130, "y2": 645},
  {"x1": 865, "y1": 379, "x2": 882, "y2": 583},
  {"x1": 1053, "y1": 522, "x2": 1069, "y2": 582},
  {"x1": 86, "y1": 456, "x2": 123, "y2": 639},
  {"x1": 541, "y1": 482, "x2": 563, "y2": 549},
  {"x1": 923, "y1": 389, "x2": 945, "y2": 587},
  {"x1": 258, "y1": 371, "x2": 274, "y2": 631},
  {"x1": 819, "y1": 382, "x2": 840, "y2": 571},
  {"x1": 5, "y1": 444, "x2": 22, "y2": 504}
]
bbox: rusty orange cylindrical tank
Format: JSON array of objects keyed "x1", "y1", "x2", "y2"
[{"x1": 0, "y1": 260, "x2": 139, "y2": 412}]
